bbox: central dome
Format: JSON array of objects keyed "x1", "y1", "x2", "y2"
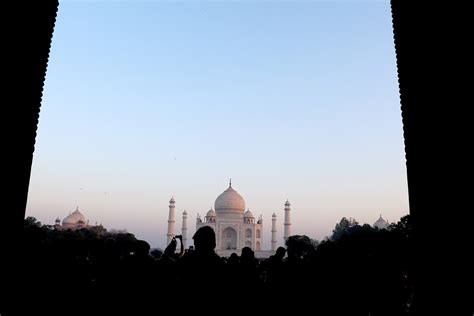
[
  {"x1": 63, "y1": 208, "x2": 86, "y2": 225},
  {"x1": 214, "y1": 184, "x2": 246, "y2": 214}
]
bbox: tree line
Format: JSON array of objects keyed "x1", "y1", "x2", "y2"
[{"x1": 15, "y1": 214, "x2": 412, "y2": 314}]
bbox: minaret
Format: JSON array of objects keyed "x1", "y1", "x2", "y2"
[
  {"x1": 196, "y1": 213, "x2": 201, "y2": 224},
  {"x1": 283, "y1": 199, "x2": 291, "y2": 244},
  {"x1": 182, "y1": 210, "x2": 188, "y2": 249},
  {"x1": 166, "y1": 196, "x2": 176, "y2": 246},
  {"x1": 271, "y1": 213, "x2": 277, "y2": 251}
]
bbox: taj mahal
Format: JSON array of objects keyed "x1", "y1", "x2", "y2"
[{"x1": 165, "y1": 181, "x2": 292, "y2": 258}]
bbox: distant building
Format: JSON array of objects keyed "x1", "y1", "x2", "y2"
[
  {"x1": 373, "y1": 214, "x2": 390, "y2": 229},
  {"x1": 166, "y1": 180, "x2": 293, "y2": 258},
  {"x1": 54, "y1": 207, "x2": 105, "y2": 233}
]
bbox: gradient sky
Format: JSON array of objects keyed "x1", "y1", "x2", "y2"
[{"x1": 26, "y1": 0, "x2": 408, "y2": 250}]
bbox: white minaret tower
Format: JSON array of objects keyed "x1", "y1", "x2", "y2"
[
  {"x1": 182, "y1": 210, "x2": 188, "y2": 249},
  {"x1": 166, "y1": 196, "x2": 176, "y2": 246},
  {"x1": 283, "y1": 199, "x2": 291, "y2": 244},
  {"x1": 271, "y1": 212, "x2": 277, "y2": 251}
]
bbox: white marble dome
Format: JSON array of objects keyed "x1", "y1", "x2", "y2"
[
  {"x1": 63, "y1": 209, "x2": 86, "y2": 225},
  {"x1": 373, "y1": 215, "x2": 389, "y2": 229},
  {"x1": 244, "y1": 209, "x2": 254, "y2": 218},
  {"x1": 214, "y1": 184, "x2": 245, "y2": 214}
]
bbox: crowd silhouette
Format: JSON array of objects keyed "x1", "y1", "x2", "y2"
[{"x1": 17, "y1": 216, "x2": 413, "y2": 314}]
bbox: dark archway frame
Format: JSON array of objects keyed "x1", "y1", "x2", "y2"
[{"x1": 5, "y1": 1, "x2": 471, "y2": 314}]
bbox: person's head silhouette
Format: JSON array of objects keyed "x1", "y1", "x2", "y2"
[
  {"x1": 192, "y1": 226, "x2": 216, "y2": 253},
  {"x1": 241, "y1": 246, "x2": 254, "y2": 261},
  {"x1": 228, "y1": 252, "x2": 239, "y2": 264},
  {"x1": 275, "y1": 246, "x2": 286, "y2": 259},
  {"x1": 134, "y1": 240, "x2": 151, "y2": 257}
]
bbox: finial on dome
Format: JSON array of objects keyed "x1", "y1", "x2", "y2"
[{"x1": 229, "y1": 178, "x2": 232, "y2": 187}]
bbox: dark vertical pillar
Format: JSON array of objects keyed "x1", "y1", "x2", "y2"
[
  {"x1": 391, "y1": 1, "x2": 471, "y2": 314},
  {"x1": 8, "y1": 0, "x2": 59, "y2": 226},
  {"x1": 3, "y1": 1, "x2": 59, "y2": 312}
]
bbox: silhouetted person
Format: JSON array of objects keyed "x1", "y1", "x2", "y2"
[
  {"x1": 121, "y1": 240, "x2": 155, "y2": 303},
  {"x1": 263, "y1": 246, "x2": 286, "y2": 291},
  {"x1": 240, "y1": 246, "x2": 256, "y2": 264},
  {"x1": 228, "y1": 252, "x2": 240, "y2": 265},
  {"x1": 224, "y1": 252, "x2": 241, "y2": 290},
  {"x1": 191, "y1": 226, "x2": 217, "y2": 256},
  {"x1": 155, "y1": 235, "x2": 185, "y2": 296},
  {"x1": 274, "y1": 246, "x2": 286, "y2": 260},
  {"x1": 159, "y1": 235, "x2": 184, "y2": 264},
  {"x1": 178, "y1": 226, "x2": 224, "y2": 300},
  {"x1": 236, "y1": 247, "x2": 262, "y2": 293}
]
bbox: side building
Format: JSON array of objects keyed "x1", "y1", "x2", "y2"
[{"x1": 54, "y1": 207, "x2": 106, "y2": 234}]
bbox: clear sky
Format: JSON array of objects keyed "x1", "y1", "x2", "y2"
[{"x1": 26, "y1": 0, "x2": 408, "y2": 250}]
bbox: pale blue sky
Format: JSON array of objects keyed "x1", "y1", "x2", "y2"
[{"x1": 26, "y1": 0, "x2": 408, "y2": 249}]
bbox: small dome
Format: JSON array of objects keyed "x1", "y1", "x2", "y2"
[
  {"x1": 169, "y1": 196, "x2": 175, "y2": 204},
  {"x1": 373, "y1": 215, "x2": 389, "y2": 229},
  {"x1": 63, "y1": 208, "x2": 87, "y2": 226},
  {"x1": 206, "y1": 208, "x2": 216, "y2": 217},
  {"x1": 55, "y1": 217, "x2": 61, "y2": 223},
  {"x1": 215, "y1": 184, "x2": 245, "y2": 214},
  {"x1": 285, "y1": 199, "x2": 291, "y2": 206},
  {"x1": 244, "y1": 209, "x2": 254, "y2": 218}
]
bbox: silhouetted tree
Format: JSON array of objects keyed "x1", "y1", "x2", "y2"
[
  {"x1": 24, "y1": 216, "x2": 41, "y2": 227},
  {"x1": 332, "y1": 217, "x2": 359, "y2": 240},
  {"x1": 88, "y1": 225, "x2": 107, "y2": 235},
  {"x1": 106, "y1": 231, "x2": 137, "y2": 256},
  {"x1": 285, "y1": 235, "x2": 318, "y2": 259},
  {"x1": 389, "y1": 214, "x2": 412, "y2": 239}
]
